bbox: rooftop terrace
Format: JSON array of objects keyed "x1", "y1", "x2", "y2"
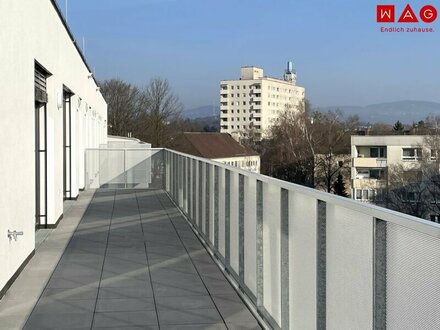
[
  {"x1": 0, "y1": 189, "x2": 261, "y2": 329},
  {"x1": 1, "y1": 147, "x2": 439, "y2": 329}
]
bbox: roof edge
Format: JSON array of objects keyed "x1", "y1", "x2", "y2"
[{"x1": 49, "y1": 0, "x2": 100, "y2": 88}]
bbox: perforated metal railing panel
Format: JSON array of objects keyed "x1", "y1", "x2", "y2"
[{"x1": 386, "y1": 223, "x2": 440, "y2": 329}]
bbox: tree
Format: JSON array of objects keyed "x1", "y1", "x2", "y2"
[
  {"x1": 100, "y1": 79, "x2": 144, "y2": 136},
  {"x1": 271, "y1": 160, "x2": 315, "y2": 187},
  {"x1": 421, "y1": 116, "x2": 440, "y2": 219},
  {"x1": 384, "y1": 164, "x2": 429, "y2": 219},
  {"x1": 261, "y1": 101, "x2": 358, "y2": 193},
  {"x1": 136, "y1": 78, "x2": 184, "y2": 147},
  {"x1": 393, "y1": 120, "x2": 404, "y2": 132},
  {"x1": 100, "y1": 78, "x2": 184, "y2": 147},
  {"x1": 262, "y1": 100, "x2": 316, "y2": 185},
  {"x1": 333, "y1": 173, "x2": 349, "y2": 197},
  {"x1": 313, "y1": 110, "x2": 358, "y2": 192}
]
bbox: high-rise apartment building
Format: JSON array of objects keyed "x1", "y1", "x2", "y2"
[{"x1": 220, "y1": 64, "x2": 305, "y2": 139}]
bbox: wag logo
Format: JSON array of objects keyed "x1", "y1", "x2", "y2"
[{"x1": 377, "y1": 4, "x2": 438, "y2": 32}]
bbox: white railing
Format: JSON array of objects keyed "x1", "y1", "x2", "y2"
[
  {"x1": 86, "y1": 148, "x2": 440, "y2": 330},
  {"x1": 85, "y1": 148, "x2": 164, "y2": 189}
]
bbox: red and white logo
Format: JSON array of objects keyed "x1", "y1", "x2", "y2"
[
  {"x1": 398, "y1": 4, "x2": 418, "y2": 22},
  {"x1": 377, "y1": 5, "x2": 395, "y2": 22},
  {"x1": 377, "y1": 4, "x2": 437, "y2": 32},
  {"x1": 377, "y1": 4, "x2": 437, "y2": 23}
]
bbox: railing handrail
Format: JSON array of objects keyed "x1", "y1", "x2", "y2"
[
  {"x1": 85, "y1": 146, "x2": 440, "y2": 238},
  {"x1": 163, "y1": 148, "x2": 440, "y2": 238},
  {"x1": 85, "y1": 148, "x2": 161, "y2": 151}
]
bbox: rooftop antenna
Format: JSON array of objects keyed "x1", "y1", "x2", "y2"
[
  {"x1": 284, "y1": 61, "x2": 297, "y2": 85},
  {"x1": 65, "y1": 0, "x2": 68, "y2": 22}
]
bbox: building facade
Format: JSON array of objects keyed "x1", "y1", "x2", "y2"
[
  {"x1": 220, "y1": 64, "x2": 305, "y2": 139},
  {"x1": 351, "y1": 135, "x2": 428, "y2": 203},
  {"x1": 0, "y1": 0, "x2": 107, "y2": 296}
]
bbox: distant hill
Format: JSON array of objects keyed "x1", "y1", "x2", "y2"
[
  {"x1": 186, "y1": 101, "x2": 440, "y2": 125},
  {"x1": 183, "y1": 106, "x2": 220, "y2": 119},
  {"x1": 317, "y1": 101, "x2": 440, "y2": 124}
]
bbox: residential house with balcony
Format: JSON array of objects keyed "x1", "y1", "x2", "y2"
[{"x1": 351, "y1": 135, "x2": 429, "y2": 203}]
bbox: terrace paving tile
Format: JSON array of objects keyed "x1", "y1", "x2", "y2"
[{"x1": 0, "y1": 189, "x2": 260, "y2": 330}]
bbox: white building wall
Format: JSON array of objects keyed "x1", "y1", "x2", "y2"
[
  {"x1": 351, "y1": 135, "x2": 426, "y2": 202},
  {"x1": 214, "y1": 155, "x2": 261, "y2": 173},
  {"x1": 220, "y1": 66, "x2": 305, "y2": 138},
  {"x1": 0, "y1": 0, "x2": 107, "y2": 294}
]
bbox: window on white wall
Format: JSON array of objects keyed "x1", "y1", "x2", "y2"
[
  {"x1": 356, "y1": 169, "x2": 370, "y2": 179},
  {"x1": 369, "y1": 169, "x2": 385, "y2": 180},
  {"x1": 370, "y1": 147, "x2": 386, "y2": 158},
  {"x1": 355, "y1": 189, "x2": 374, "y2": 201},
  {"x1": 402, "y1": 148, "x2": 422, "y2": 160}
]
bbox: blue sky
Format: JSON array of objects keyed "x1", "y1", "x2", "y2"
[{"x1": 60, "y1": 0, "x2": 440, "y2": 110}]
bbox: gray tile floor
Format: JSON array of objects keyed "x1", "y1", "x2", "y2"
[{"x1": 3, "y1": 189, "x2": 261, "y2": 330}]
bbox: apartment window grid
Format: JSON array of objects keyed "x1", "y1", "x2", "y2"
[
  {"x1": 370, "y1": 147, "x2": 387, "y2": 158},
  {"x1": 402, "y1": 148, "x2": 422, "y2": 161},
  {"x1": 356, "y1": 168, "x2": 386, "y2": 180},
  {"x1": 355, "y1": 188, "x2": 375, "y2": 202},
  {"x1": 221, "y1": 78, "x2": 304, "y2": 136}
]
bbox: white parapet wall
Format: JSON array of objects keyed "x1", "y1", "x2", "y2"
[
  {"x1": 0, "y1": 0, "x2": 107, "y2": 295},
  {"x1": 105, "y1": 135, "x2": 152, "y2": 149}
]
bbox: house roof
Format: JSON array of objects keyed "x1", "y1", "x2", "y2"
[{"x1": 173, "y1": 133, "x2": 259, "y2": 159}]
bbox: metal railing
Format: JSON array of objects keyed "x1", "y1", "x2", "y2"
[
  {"x1": 86, "y1": 147, "x2": 440, "y2": 330},
  {"x1": 85, "y1": 148, "x2": 164, "y2": 189}
]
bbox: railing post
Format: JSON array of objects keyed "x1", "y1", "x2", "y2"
[
  {"x1": 205, "y1": 164, "x2": 211, "y2": 240},
  {"x1": 174, "y1": 153, "x2": 178, "y2": 200},
  {"x1": 225, "y1": 169, "x2": 231, "y2": 268},
  {"x1": 281, "y1": 188, "x2": 290, "y2": 330},
  {"x1": 124, "y1": 149, "x2": 126, "y2": 188},
  {"x1": 167, "y1": 151, "x2": 171, "y2": 194},
  {"x1": 182, "y1": 156, "x2": 187, "y2": 211},
  {"x1": 256, "y1": 180, "x2": 264, "y2": 308},
  {"x1": 192, "y1": 159, "x2": 197, "y2": 224},
  {"x1": 187, "y1": 157, "x2": 191, "y2": 217},
  {"x1": 85, "y1": 150, "x2": 88, "y2": 189},
  {"x1": 198, "y1": 161, "x2": 203, "y2": 229},
  {"x1": 374, "y1": 219, "x2": 387, "y2": 330},
  {"x1": 239, "y1": 174, "x2": 245, "y2": 283},
  {"x1": 317, "y1": 200, "x2": 327, "y2": 330},
  {"x1": 214, "y1": 166, "x2": 219, "y2": 250}
]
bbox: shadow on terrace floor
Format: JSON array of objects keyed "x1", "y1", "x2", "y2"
[{"x1": 1, "y1": 189, "x2": 262, "y2": 330}]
